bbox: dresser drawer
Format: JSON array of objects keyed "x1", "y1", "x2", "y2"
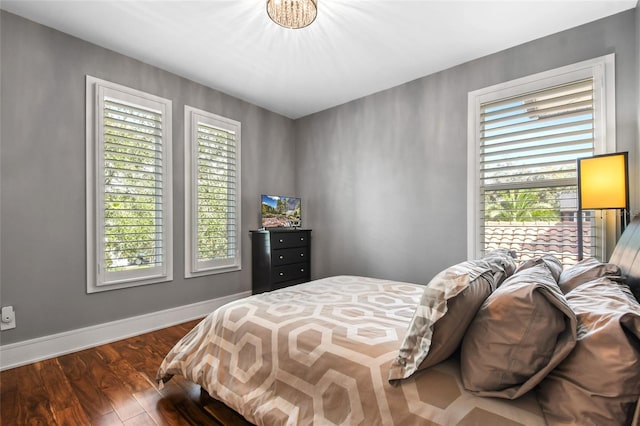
[
  {"x1": 270, "y1": 231, "x2": 309, "y2": 249},
  {"x1": 272, "y1": 247, "x2": 308, "y2": 266},
  {"x1": 272, "y1": 262, "x2": 309, "y2": 284}
]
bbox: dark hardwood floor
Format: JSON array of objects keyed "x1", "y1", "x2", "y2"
[{"x1": 0, "y1": 319, "x2": 251, "y2": 425}]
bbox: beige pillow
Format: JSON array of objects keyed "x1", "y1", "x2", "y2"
[
  {"x1": 388, "y1": 253, "x2": 516, "y2": 383},
  {"x1": 460, "y1": 263, "x2": 576, "y2": 399},
  {"x1": 537, "y1": 277, "x2": 640, "y2": 425},
  {"x1": 515, "y1": 254, "x2": 563, "y2": 282},
  {"x1": 558, "y1": 257, "x2": 621, "y2": 294}
]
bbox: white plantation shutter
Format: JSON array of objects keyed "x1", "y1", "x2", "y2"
[
  {"x1": 185, "y1": 107, "x2": 241, "y2": 276},
  {"x1": 480, "y1": 79, "x2": 595, "y2": 264},
  {"x1": 468, "y1": 55, "x2": 615, "y2": 264},
  {"x1": 87, "y1": 77, "x2": 172, "y2": 292},
  {"x1": 195, "y1": 123, "x2": 238, "y2": 261},
  {"x1": 481, "y1": 79, "x2": 594, "y2": 188}
]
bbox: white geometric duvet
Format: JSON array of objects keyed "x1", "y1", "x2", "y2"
[{"x1": 157, "y1": 276, "x2": 545, "y2": 425}]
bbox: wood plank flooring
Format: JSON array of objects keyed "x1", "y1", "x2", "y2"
[{"x1": 0, "y1": 319, "x2": 251, "y2": 425}]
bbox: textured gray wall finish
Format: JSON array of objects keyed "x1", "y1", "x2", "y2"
[
  {"x1": 295, "y1": 10, "x2": 638, "y2": 285},
  {"x1": 0, "y1": 11, "x2": 296, "y2": 344},
  {"x1": 1, "y1": 9, "x2": 638, "y2": 345}
]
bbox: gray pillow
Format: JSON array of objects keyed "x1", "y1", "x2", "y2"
[
  {"x1": 537, "y1": 277, "x2": 640, "y2": 425},
  {"x1": 388, "y1": 252, "x2": 516, "y2": 383},
  {"x1": 558, "y1": 257, "x2": 621, "y2": 294},
  {"x1": 460, "y1": 263, "x2": 577, "y2": 399},
  {"x1": 515, "y1": 254, "x2": 563, "y2": 283}
]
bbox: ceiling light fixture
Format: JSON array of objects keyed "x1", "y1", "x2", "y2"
[{"x1": 267, "y1": 0, "x2": 318, "y2": 29}]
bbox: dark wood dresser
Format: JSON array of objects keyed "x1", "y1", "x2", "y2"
[{"x1": 250, "y1": 229, "x2": 311, "y2": 294}]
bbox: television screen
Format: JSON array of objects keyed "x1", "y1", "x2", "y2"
[{"x1": 261, "y1": 195, "x2": 301, "y2": 228}]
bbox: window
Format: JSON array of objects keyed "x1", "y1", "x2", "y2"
[
  {"x1": 468, "y1": 55, "x2": 615, "y2": 264},
  {"x1": 185, "y1": 106, "x2": 241, "y2": 277},
  {"x1": 86, "y1": 76, "x2": 173, "y2": 293}
]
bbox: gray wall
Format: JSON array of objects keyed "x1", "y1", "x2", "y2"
[
  {"x1": 1, "y1": 8, "x2": 638, "y2": 346},
  {"x1": 0, "y1": 11, "x2": 297, "y2": 344},
  {"x1": 295, "y1": 9, "x2": 639, "y2": 285}
]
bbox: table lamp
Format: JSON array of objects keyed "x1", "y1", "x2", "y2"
[{"x1": 576, "y1": 152, "x2": 629, "y2": 261}]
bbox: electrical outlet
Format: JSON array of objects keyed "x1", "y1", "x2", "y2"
[{"x1": 1, "y1": 306, "x2": 16, "y2": 330}]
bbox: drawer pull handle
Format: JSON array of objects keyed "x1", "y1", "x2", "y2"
[
  {"x1": 300, "y1": 253, "x2": 304, "y2": 257},
  {"x1": 300, "y1": 237, "x2": 305, "y2": 241},
  {"x1": 279, "y1": 272, "x2": 284, "y2": 276},
  {"x1": 300, "y1": 268, "x2": 305, "y2": 272},
  {"x1": 279, "y1": 255, "x2": 284, "y2": 260},
  {"x1": 279, "y1": 239, "x2": 284, "y2": 243}
]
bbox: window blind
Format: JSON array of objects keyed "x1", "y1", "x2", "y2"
[
  {"x1": 479, "y1": 78, "x2": 595, "y2": 263},
  {"x1": 102, "y1": 98, "x2": 165, "y2": 273},
  {"x1": 195, "y1": 121, "x2": 238, "y2": 263}
]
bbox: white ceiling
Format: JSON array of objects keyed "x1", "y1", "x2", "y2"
[{"x1": 2, "y1": 0, "x2": 637, "y2": 119}]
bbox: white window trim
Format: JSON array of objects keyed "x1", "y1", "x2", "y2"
[
  {"x1": 467, "y1": 54, "x2": 616, "y2": 260},
  {"x1": 86, "y1": 76, "x2": 173, "y2": 293},
  {"x1": 184, "y1": 106, "x2": 242, "y2": 278}
]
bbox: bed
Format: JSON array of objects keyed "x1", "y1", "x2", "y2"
[{"x1": 157, "y1": 214, "x2": 640, "y2": 425}]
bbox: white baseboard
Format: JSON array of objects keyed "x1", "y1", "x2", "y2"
[{"x1": 0, "y1": 291, "x2": 251, "y2": 371}]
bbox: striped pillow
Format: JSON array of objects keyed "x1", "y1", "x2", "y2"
[{"x1": 389, "y1": 252, "x2": 516, "y2": 383}]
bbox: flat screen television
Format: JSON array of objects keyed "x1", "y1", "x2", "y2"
[{"x1": 261, "y1": 195, "x2": 301, "y2": 228}]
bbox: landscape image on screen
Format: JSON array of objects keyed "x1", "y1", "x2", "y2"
[{"x1": 261, "y1": 195, "x2": 301, "y2": 228}]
